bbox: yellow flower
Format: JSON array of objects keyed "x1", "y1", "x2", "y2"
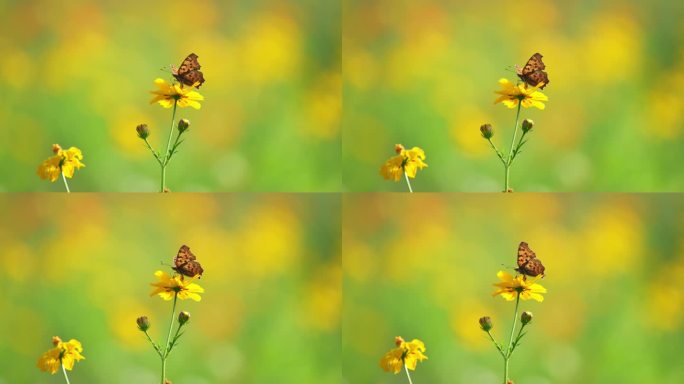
[
  {"x1": 150, "y1": 270, "x2": 204, "y2": 301},
  {"x1": 380, "y1": 336, "x2": 428, "y2": 374},
  {"x1": 492, "y1": 271, "x2": 547, "y2": 302},
  {"x1": 380, "y1": 144, "x2": 428, "y2": 181},
  {"x1": 494, "y1": 78, "x2": 548, "y2": 110},
  {"x1": 37, "y1": 336, "x2": 85, "y2": 374},
  {"x1": 37, "y1": 144, "x2": 85, "y2": 182},
  {"x1": 150, "y1": 78, "x2": 204, "y2": 109}
]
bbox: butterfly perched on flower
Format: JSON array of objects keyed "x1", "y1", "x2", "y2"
[
  {"x1": 515, "y1": 53, "x2": 549, "y2": 89},
  {"x1": 515, "y1": 241, "x2": 545, "y2": 277},
  {"x1": 173, "y1": 245, "x2": 204, "y2": 278},
  {"x1": 172, "y1": 53, "x2": 205, "y2": 88}
]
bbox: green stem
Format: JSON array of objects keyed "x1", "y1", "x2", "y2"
[
  {"x1": 504, "y1": 294, "x2": 521, "y2": 383},
  {"x1": 504, "y1": 102, "x2": 522, "y2": 192},
  {"x1": 160, "y1": 101, "x2": 178, "y2": 192},
  {"x1": 487, "y1": 138, "x2": 507, "y2": 166},
  {"x1": 403, "y1": 172, "x2": 414, "y2": 193},
  {"x1": 61, "y1": 363, "x2": 71, "y2": 384},
  {"x1": 486, "y1": 330, "x2": 506, "y2": 358},
  {"x1": 60, "y1": 172, "x2": 71, "y2": 193},
  {"x1": 161, "y1": 294, "x2": 178, "y2": 384},
  {"x1": 143, "y1": 138, "x2": 163, "y2": 166},
  {"x1": 403, "y1": 364, "x2": 414, "y2": 384},
  {"x1": 144, "y1": 330, "x2": 163, "y2": 358}
]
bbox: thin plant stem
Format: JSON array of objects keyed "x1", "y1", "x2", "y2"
[
  {"x1": 486, "y1": 330, "x2": 506, "y2": 358},
  {"x1": 160, "y1": 101, "x2": 178, "y2": 192},
  {"x1": 403, "y1": 364, "x2": 414, "y2": 384},
  {"x1": 144, "y1": 330, "x2": 163, "y2": 358},
  {"x1": 503, "y1": 293, "x2": 521, "y2": 383},
  {"x1": 61, "y1": 172, "x2": 71, "y2": 193},
  {"x1": 61, "y1": 363, "x2": 71, "y2": 384},
  {"x1": 161, "y1": 293, "x2": 178, "y2": 384},
  {"x1": 504, "y1": 102, "x2": 522, "y2": 192},
  {"x1": 487, "y1": 138, "x2": 507, "y2": 166},
  {"x1": 403, "y1": 172, "x2": 414, "y2": 193},
  {"x1": 143, "y1": 138, "x2": 163, "y2": 166}
]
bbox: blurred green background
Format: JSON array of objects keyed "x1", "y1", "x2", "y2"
[
  {"x1": 0, "y1": 194, "x2": 341, "y2": 383},
  {"x1": 343, "y1": 194, "x2": 684, "y2": 383},
  {"x1": 0, "y1": 0, "x2": 340, "y2": 191},
  {"x1": 342, "y1": 0, "x2": 684, "y2": 191}
]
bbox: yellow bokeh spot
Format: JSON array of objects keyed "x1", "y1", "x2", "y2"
[
  {"x1": 449, "y1": 106, "x2": 493, "y2": 157},
  {"x1": 304, "y1": 72, "x2": 341, "y2": 139},
  {"x1": 240, "y1": 13, "x2": 302, "y2": 85},
  {"x1": 110, "y1": 107, "x2": 155, "y2": 158}
]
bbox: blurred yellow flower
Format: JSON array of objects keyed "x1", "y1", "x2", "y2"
[
  {"x1": 150, "y1": 270, "x2": 204, "y2": 301},
  {"x1": 149, "y1": 78, "x2": 204, "y2": 109},
  {"x1": 492, "y1": 271, "x2": 546, "y2": 302},
  {"x1": 37, "y1": 336, "x2": 85, "y2": 374},
  {"x1": 495, "y1": 78, "x2": 548, "y2": 110},
  {"x1": 37, "y1": 144, "x2": 85, "y2": 182},
  {"x1": 380, "y1": 336, "x2": 428, "y2": 374},
  {"x1": 380, "y1": 144, "x2": 428, "y2": 181}
]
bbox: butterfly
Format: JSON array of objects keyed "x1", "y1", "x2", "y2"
[
  {"x1": 515, "y1": 52, "x2": 549, "y2": 89},
  {"x1": 515, "y1": 241, "x2": 545, "y2": 277},
  {"x1": 172, "y1": 53, "x2": 205, "y2": 88},
  {"x1": 173, "y1": 245, "x2": 204, "y2": 278}
]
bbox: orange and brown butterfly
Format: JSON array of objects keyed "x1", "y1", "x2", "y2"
[
  {"x1": 515, "y1": 241, "x2": 545, "y2": 277},
  {"x1": 173, "y1": 245, "x2": 204, "y2": 278},
  {"x1": 515, "y1": 53, "x2": 549, "y2": 89},
  {"x1": 172, "y1": 53, "x2": 205, "y2": 89}
]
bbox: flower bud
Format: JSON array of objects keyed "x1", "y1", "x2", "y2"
[
  {"x1": 178, "y1": 311, "x2": 191, "y2": 325},
  {"x1": 394, "y1": 336, "x2": 405, "y2": 347},
  {"x1": 52, "y1": 144, "x2": 62, "y2": 154},
  {"x1": 479, "y1": 316, "x2": 493, "y2": 332},
  {"x1": 51, "y1": 336, "x2": 62, "y2": 346},
  {"x1": 521, "y1": 311, "x2": 533, "y2": 325},
  {"x1": 136, "y1": 124, "x2": 150, "y2": 139},
  {"x1": 480, "y1": 124, "x2": 494, "y2": 139},
  {"x1": 178, "y1": 118, "x2": 190, "y2": 133},
  {"x1": 521, "y1": 119, "x2": 534, "y2": 133},
  {"x1": 136, "y1": 316, "x2": 151, "y2": 331},
  {"x1": 394, "y1": 144, "x2": 405, "y2": 154}
]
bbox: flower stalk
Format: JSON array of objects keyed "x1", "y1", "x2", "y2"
[
  {"x1": 483, "y1": 269, "x2": 546, "y2": 384},
  {"x1": 482, "y1": 78, "x2": 547, "y2": 192},
  {"x1": 61, "y1": 364, "x2": 72, "y2": 384}
]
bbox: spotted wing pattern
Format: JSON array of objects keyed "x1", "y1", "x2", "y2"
[
  {"x1": 173, "y1": 244, "x2": 204, "y2": 278},
  {"x1": 173, "y1": 53, "x2": 205, "y2": 88},
  {"x1": 516, "y1": 53, "x2": 549, "y2": 89},
  {"x1": 516, "y1": 241, "x2": 545, "y2": 277}
]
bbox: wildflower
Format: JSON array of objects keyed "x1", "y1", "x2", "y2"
[
  {"x1": 150, "y1": 78, "x2": 204, "y2": 109},
  {"x1": 494, "y1": 78, "x2": 548, "y2": 110},
  {"x1": 380, "y1": 336, "x2": 428, "y2": 374},
  {"x1": 150, "y1": 270, "x2": 204, "y2": 301},
  {"x1": 521, "y1": 311, "x2": 533, "y2": 325},
  {"x1": 492, "y1": 271, "x2": 546, "y2": 302},
  {"x1": 36, "y1": 336, "x2": 85, "y2": 374},
  {"x1": 380, "y1": 144, "x2": 428, "y2": 182},
  {"x1": 37, "y1": 145, "x2": 85, "y2": 182},
  {"x1": 479, "y1": 316, "x2": 493, "y2": 331}
]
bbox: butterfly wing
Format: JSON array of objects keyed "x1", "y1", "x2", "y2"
[
  {"x1": 518, "y1": 53, "x2": 549, "y2": 89},
  {"x1": 173, "y1": 245, "x2": 204, "y2": 278},
  {"x1": 173, "y1": 53, "x2": 205, "y2": 88},
  {"x1": 523, "y1": 258, "x2": 546, "y2": 277},
  {"x1": 521, "y1": 53, "x2": 545, "y2": 75},
  {"x1": 516, "y1": 242, "x2": 545, "y2": 277}
]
